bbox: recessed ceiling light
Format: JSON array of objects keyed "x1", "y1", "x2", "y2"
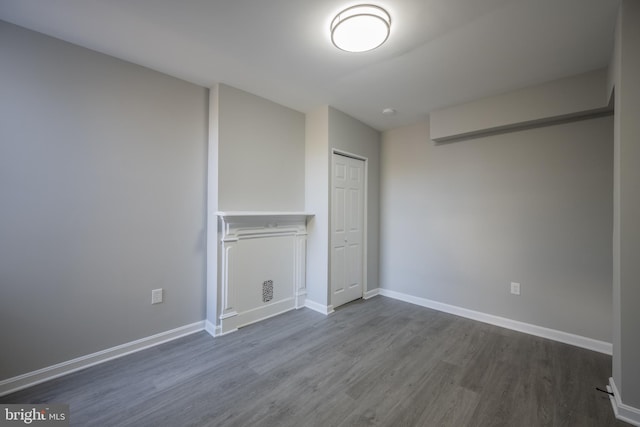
[
  {"x1": 331, "y1": 5, "x2": 391, "y2": 53},
  {"x1": 382, "y1": 108, "x2": 396, "y2": 115}
]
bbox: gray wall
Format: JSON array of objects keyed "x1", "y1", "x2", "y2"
[
  {"x1": 380, "y1": 116, "x2": 613, "y2": 342},
  {"x1": 612, "y1": 0, "x2": 640, "y2": 409},
  {"x1": 0, "y1": 21, "x2": 208, "y2": 380},
  {"x1": 217, "y1": 84, "x2": 305, "y2": 212}
]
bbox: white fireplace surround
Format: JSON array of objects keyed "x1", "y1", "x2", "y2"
[{"x1": 216, "y1": 211, "x2": 314, "y2": 334}]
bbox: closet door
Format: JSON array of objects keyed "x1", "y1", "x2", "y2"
[{"x1": 331, "y1": 153, "x2": 365, "y2": 308}]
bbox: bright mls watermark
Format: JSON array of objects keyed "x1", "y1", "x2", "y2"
[{"x1": 1, "y1": 404, "x2": 69, "y2": 426}]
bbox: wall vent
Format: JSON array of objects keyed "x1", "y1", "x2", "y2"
[{"x1": 262, "y1": 280, "x2": 273, "y2": 303}]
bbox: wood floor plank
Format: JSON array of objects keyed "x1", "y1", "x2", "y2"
[{"x1": 0, "y1": 296, "x2": 627, "y2": 426}]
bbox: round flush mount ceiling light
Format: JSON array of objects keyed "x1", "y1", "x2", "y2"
[{"x1": 331, "y1": 4, "x2": 391, "y2": 52}]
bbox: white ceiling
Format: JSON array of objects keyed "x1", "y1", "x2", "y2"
[{"x1": 0, "y1": 0, "x2": 620, "y2": 131}]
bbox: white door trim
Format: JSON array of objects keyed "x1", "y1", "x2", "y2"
[{"x1": 331, "y1": 149, "x2": 368, "y2": 306}]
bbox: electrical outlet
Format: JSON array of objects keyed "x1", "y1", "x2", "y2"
[
  {"x1": 510, "y1": 282, "x2": 521, "y2": 296},
  {"x1": 151, "y1": 288, "x2": 163, "y2": 304}
]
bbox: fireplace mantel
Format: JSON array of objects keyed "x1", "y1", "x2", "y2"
[{"x1": 215, "y1": 211, "x2": 314, "y2": 334}]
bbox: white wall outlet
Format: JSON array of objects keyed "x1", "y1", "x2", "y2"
[
  {"x1": 510, "y1": 282, "x2": 521, "y2": 295},
  {"x1": 151, "y1": 288, "x2": 163, "y2": 304}
]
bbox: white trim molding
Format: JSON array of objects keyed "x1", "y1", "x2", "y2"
[
  {"x1": 372, "y1": 288, "x2": 612, "y2": 355},
  {"x1": 305, "y1": 299, "x2": 335, "y2": 315},
  {"x1": 363, "y1": 288, "x2": 379, "y2": 299},
  {"x1": 608, "y1": 378, "x2": 640, "y2": 426},
  {"x1": 0, "y1": 321, "x2": 205, "y2": 397},
  {"x1": 204, "y1": 319, "x2": 220, "y2": 337}
]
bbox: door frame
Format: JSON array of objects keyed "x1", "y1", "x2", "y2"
[{"x1": 330, "y1": 149, "x2": 368, "y2": 307}]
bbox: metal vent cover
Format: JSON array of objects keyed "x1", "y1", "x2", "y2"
[{"x1": 262, "y1": 280, "x2": 273, "y2": 303}]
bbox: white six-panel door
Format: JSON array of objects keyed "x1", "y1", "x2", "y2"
[{"x1": 331, "y1": 153, "x2": 365, "y2": 308}]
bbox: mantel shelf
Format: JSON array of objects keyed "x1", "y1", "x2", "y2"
[
  {"x1": 216, "y1": 211, "x2": 313, "y2": 242},
  {"x1": 216, "y1": 211, "x2": 314, "y2": 219}
]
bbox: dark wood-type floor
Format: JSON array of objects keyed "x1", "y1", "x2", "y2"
[{"x1": 1, "y1": 296, "x2": 626, "y2": 426}]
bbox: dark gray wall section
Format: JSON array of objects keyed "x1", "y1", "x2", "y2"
[{"x1": 0, "y1": 21, "x2": 208, "y2": 379}]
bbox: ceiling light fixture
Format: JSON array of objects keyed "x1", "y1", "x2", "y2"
[{"x1": 331, "y1": 4, "x2": 391, "y2": 53}]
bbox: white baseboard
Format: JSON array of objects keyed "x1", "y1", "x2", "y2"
[
  {"x1": 0, "y1": 321, "x2": 205, "y2": 397},
  {"x1": 295, "y1": 292, "x2": 306, "y2": 309},
  {"x1": 363, "y1": 288, "x2": 380, "y2": 299},
  {"x1": 305, "y1": 299, "x2": 335, "y2": 315},
  {"x1": 609, "y1": 378, "x2": 640, "y2": 426},
  {"x1": 204, "y1": 319, "x2": 220, "y2": 337},
  {"x1": 219, "y1": 298, "x2": 296, "y2": 334},
  {"x1": 375, "y1": 288, "x2": 612, "y2": 355}
]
